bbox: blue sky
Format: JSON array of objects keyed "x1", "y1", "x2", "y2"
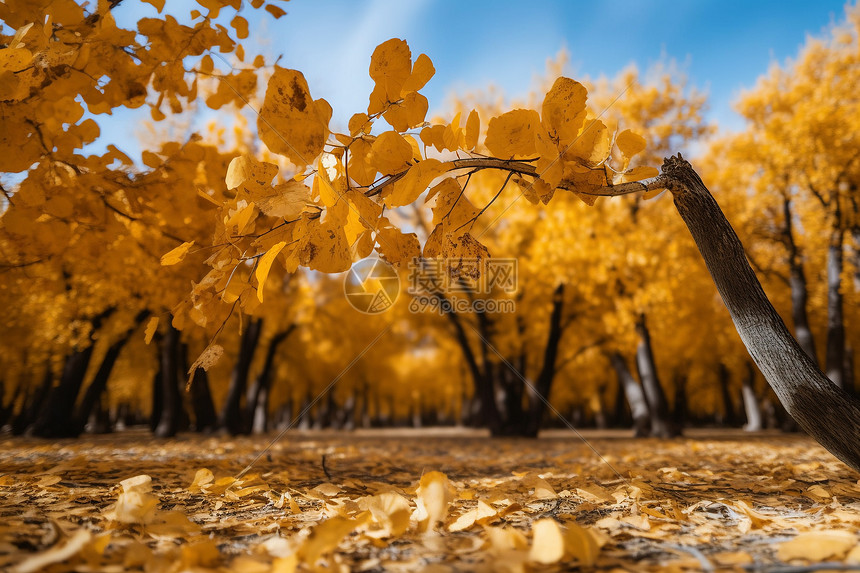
[{"x1": 111, "y1": 0, "x2": 850, "y2": 155}]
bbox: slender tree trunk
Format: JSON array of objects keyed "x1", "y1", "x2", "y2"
[
  {"x1": 179, "y1": 343, "x2": 217, "y2": 432},
  {"x1": 154, "y1": 322, "x2": 182, "y2": 438},
  {"x1": 245, "y1": 325, "x2": 294, "y2": 433},
  {"x1": 524, "y1": 284, "x2": 565, "y2": 437},
  {"x1": 782, "y1": 197, "x2": 818, "y2": 362},
  {"x1": 672, "y1": 372, "x2": 688, "y2": 429},
  {"x1": 218, "y1": 317, "x2": 263, "y2": 435},
  {"x1": 665, "y1": 155, "x2": 860, "y2": 471},
  {"x1": 717, "y1": 363, "x2": 738, "y2": 426},
  {"x1": 825, "y1": 227, "x2": 846, "y2": 390},
  {"x1": 608, "y1": 352, "x2": 650, "y2": 437},
  {"x1": 742, "y1": 361, "x2": 763, "y2": 431},
  {"x1": 439, "y1": 294, "x2": 502, "y2": 434},
  {"x1": 635, "y1": 314, "x2": 679, "y2": 438}
]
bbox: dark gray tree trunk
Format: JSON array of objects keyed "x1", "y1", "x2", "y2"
[
  {"x1": 825, "y1": 229, "x2": 847, "y2": 391},
  {"x1": 71, "y1": 310, "x2": 150, "y2": 436},
  {"x1": 782, "y1": 197, "x2": 818, "y2": 362},
  {"x1": 608, "y1": 352, "x2": 650, "y2": 437},
  {"x1": 717, "y1": 363, "x2": 738, "y2": 426},
  {"x1": 665, "y1": 155, "x2": 860, "y2": 471},
  {"x1": 30, "y1": 309, "x2": 114, "y2": 437},
  {"x1": 218, "y1": 317, "x2": 263, "y2": 435},
  {"x1": 181, "y1": 343, "x2": 217, "y2": 432},
  {"x1": 11, "y1": 364, "x2": 52, "y2": 435},
  {"x1": 245, "y1": 325, "x2": 294, "y2": 433},
  {"x1": 524, "y1": 283, "x2": 565, "y2": 437},
  {"x1": 635, "y1": 314, "x2": 679, "y2": 438},
  {"x1": 154, "y1": 322, "x2": 183, "y2": 438}
]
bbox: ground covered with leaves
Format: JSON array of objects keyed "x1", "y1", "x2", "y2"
[{"x1": 1, "y1": 429, "x2": 860, "y2": 572}]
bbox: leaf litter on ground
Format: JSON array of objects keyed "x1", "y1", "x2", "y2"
[{"x1": 1, "y1": 429, "x2": 860, "y2": 571}]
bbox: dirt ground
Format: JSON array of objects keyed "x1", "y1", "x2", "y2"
[{"x1": 1, "y1": 428, "x2": 859, "y2": 572}]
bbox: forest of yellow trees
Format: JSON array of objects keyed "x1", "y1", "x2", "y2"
[
  {"x1": 2, "y1": 0, "x2": 860, "y2": 443},
  {"x1": 6, "y1": 1, "x2": 860, "y2": 571}
]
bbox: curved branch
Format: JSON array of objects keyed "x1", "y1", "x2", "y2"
[{"x1": 363, "y1": 157, "x2": 668, "y2": 199}]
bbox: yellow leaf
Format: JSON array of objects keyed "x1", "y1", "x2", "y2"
[
  {"x1": 541, "y1": 77, "x2": 588, "y2": 147},
  {"x1": 187, "y1": 468, "x2": 214, "y2": 493},
  {"x1": 255, "y1": 241, "x2": 288, "y2": 302},
  {"x1": 616, "y1": 129, "x2": 647, "y2": 159},
  {"x1": 348, "y1": 113, "x2": 372, "y2": 136},
  {"x1": 231, "y1": 15, "x2": 248, "y2": 39},
  {"x1": 225, "y1": 155, "x2": 278, "y2": 191},
  {"x1": 369, "y1": 131, "x2": 413, "y2": 175},
  {"x1": 300, "y1": 220, "x2": 352, "y2": 273},
  {"x1": 252, "y1": 180, "x2": 309, "y2": 219},
  {"x1": 368, "y1": 38, "x2": 412, "y2": 113},
  {"x1": 0, "y1": 48, "x2": 33, "y2": 72},
  {"x1": 566, "y1": 118, "x2": 610, "y2": 165},
  {"x1": 384, "y1": 158, "x2": 445, "y2": 207},
  {"x1": 141, "y1": 0, "x2": 165, "y2": 11},
  {"x1": 414, "y1": 471, "x2": 452, "y2": 533},
  {"x1": 299, "y1": 514, "x2": 368, "y2": 565},
  {"x1": 465, "y1": 109, "x2": 480, "y2": 150},
  {"x1": 529, "y1": 519, "x2": 565, "y2": 564},
  {"x1": 443, "y1": 233, "x2": 490, "y2": 280},
  {"x1": 144, "y1": 317, "x2": 159, "y2": 345},
  {"x1": 564, "y1": 522, "x2": 602, "y2": 566},
  {"x1": 265, "y1": 4, "x2": 287, "y2": 18},
  {"x1": 620, "y1": 165, "x2": 659, "y2": 184},
  {"x1": 376, "y1": 225, "x2": 420, "y2": 266},
  {"x1": 777, "y1": 530, "x2": 857, "y2": 562},
  {"x1": 259, "y1": 67, "x2": 329, "y2": 167},
  {"x1": 188, "y1": 344, "x2": 224, "y2": 379},
  {"x1": 114, "y1": 475, "x2": 158, "y2": 525},
  {"x1": 401, "y1": 53, "x2": 435, "y2": 93},
  {"x1": 383, "y1": 91, "x2": 428, "y2": 132},
  {"x1": 12, "y1": 529, "x2": 92, "y2": 573},
  {"x1": 485, "y1": 109, "x2": 540, "y2": 158},
  {"x1": 359, "y1": 492, "x2": 411, "y2": 538},
  {"x1": 161, "y1": 241, "x2": 195, "y2": 266}
]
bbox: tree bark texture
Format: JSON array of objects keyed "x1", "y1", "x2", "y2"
[{"x1": 664, "y1": 154, "x2": 860, "y2": 472}]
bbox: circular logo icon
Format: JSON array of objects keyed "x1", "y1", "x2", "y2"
[{"x1": 344, "y1": 258, "x2": 400, "y2": 314}]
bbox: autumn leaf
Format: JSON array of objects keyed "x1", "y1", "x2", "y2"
[
  {"x1": 259, "y1": 67, "x2": 329, "y2": 167},
  {"x1": 161, "y1": 241, "x2": 195, "y2": 266},
  {"x1": 484, "y1": 109, "x2": 540, "y2": 158},
  {"x1": 255, "y1": 241, "x2": 287, "y2": 302},
  {"x1": 541, "y1": 77, "x2": 588, "y2": 147}
]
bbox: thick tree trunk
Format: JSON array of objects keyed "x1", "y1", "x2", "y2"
[
  {"x1": 635, "y1": 314, "x2": 679, "y2": 438},
  {"x1": 71, "y1": 310, "x2": 149, "y2": 436},
  {"x1": 664, "y1": 154, "x2": 860, "y2": 471},
  {"x1": 608, "y1": 352, "x2": 650, "y2": 437},
  {"x1": 524, "y1": 284, "x2": 565, "y2": 437},
  {"x1": 11, "y1": 364, "x2": 52, "y2": 435},
  {"x1": 742, "y1": 361, "x2": 763, "y2": 431},
  {"x1": 782, "y1": 197, "x2": 818, "y2": 362},
  {"x1": 30, "y1": 350, "x2": 96, "y2": 438},
  {"x1": 825, "y1": 229, "x2": 847, "y2": 391},
  {"x1": 154, "y1": 322, "x2": 182, "y2": 438},
  {"x1": 218, "y1": 317, "x2": 263, "y2": 435}
]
